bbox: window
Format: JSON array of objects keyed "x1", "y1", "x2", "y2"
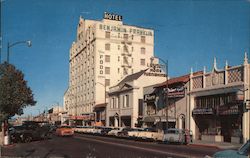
[
  {"x1": 141, "y1": 47, "x2": 145, "y2": 54},
  {"x1": 105, "y1": 79, "x2": 110, "y2": 86},
  {"x1": 131, "y1": 47, "x2": 134, "y2": 52},
  {"x1": 118, "y1": 45, "x2": 120, "y2": 50},
  {"x1": 141, "y1": 36, "x2": 145, "y2": 43},
  {"x1": 140, "y1": 59, "x2": 145, "y2": 66},
  {"x1": 124, "y1": 34, "x2": 128, "y2": 40},
  {"x1": 105, "y1": 55, "x2": 110, "y2": 62},
  {"x1": 105, "y1": 67, "x2": 110, "y2": 74},
  {"x1": 105, "y1": 43, "x2": 110, "y2": 50},
  {"x1": 105, "y1": 31, "x2": 110, "y2": 38},
  {"x1": 123, "y1": 45, "x2": 128, "y2": 52},
  {"x1": 118, "y1": 68, "x2": 120, "y2": 73},
  {"x1": 123, "y1": 95, "x2": 129, "y2": 107}
]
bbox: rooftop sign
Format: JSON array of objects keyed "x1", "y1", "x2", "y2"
[{"x1": 104, "y1": 12, "x2": 122, "y2": 21}]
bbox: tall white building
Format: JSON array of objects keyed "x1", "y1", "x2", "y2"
[{"x1": 64, "y1": 12, "x2": 155, "y2": 125}]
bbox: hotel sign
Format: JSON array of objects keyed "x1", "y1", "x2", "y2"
[{"x1": 104, "y1": 12, "x2": 122, "y2": 21}]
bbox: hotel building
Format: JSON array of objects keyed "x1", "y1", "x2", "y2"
[{"x1": 64, "y1": 13, "x2": 155, "y2": 125}]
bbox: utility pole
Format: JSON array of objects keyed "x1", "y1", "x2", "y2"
[{"x1": 0, "y1": 0, "x2": 2, "y2": 63}]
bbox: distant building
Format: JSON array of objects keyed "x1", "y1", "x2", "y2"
[
  {"x1": 47, "y1": 106, "x2": 64, "y2": 125},
  {"x1": 64, "y1": 12, "x2": 156, "y2": 126}
]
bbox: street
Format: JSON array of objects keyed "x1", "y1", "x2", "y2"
[{"x1": 2, "y1": 133, "x2": 220, "y2": 158}]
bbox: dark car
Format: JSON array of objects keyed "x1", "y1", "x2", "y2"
[{"x1": 10, "y1": 121, "x2": 52, "y2": 143}]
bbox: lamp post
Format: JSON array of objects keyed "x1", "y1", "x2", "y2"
[
  {"x1": 151, "y1": 56, "x2": 168, "y2": 131},
  {"x1": 96, "y1": 81, "x2": 106, "y2": 126},
  {"x1": 7, "y1": 40, "x2": 32, "y2": 63}
]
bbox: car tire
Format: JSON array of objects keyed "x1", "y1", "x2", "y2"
[{"x1": 23, "y1": 135, "x2": 32, "y2": 143}]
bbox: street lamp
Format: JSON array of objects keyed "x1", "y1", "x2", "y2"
[
  {"x1": 7, "y1": 40, "x2": 32, "y2": 63},
  {"x1": 96, "y1": 81, "x2": 107, "y2": 125},
  {"x1": 150, "y1": 56, "x2": 168, "y2": 131}
]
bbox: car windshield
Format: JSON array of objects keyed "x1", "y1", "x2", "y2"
[{"x1": 238, "y1": 140, "x2": 250, "y2": 155}]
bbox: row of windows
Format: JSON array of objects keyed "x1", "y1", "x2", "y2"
[
  {"x1": 105, "y1": 31, "x2": 146, "y2": 43},
  {"x1": 195, "y1": 93, "x2": 237, "y2": 109},
  {"x1": 105, "y1": 43, "x2": 146, "y2": 54},
  {"x1": 110, "y1": 95, "x2": 130, "y2": 109}
]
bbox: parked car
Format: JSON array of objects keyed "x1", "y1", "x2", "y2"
[
  {"x1": 92, "y1": 126, "x2": 104, "y2": 135},
  {"x1": 117, "y1": 127, "x2": 136, "y2": 138},
  {"x1": 56, "y1": 126, "x2": 74, "y2": 136},
  {"x1": 212, "y1": 139, "x2": 250, "y2": 158},
  {"x1": 100, "y1": 127, "x2": 113, "y2": 135},
  {"x1": 163, "y1": 128, "x2": 186, "y2": 144},
  {"x1": 10, "y1": 121, "x2": 52, "y2": 143},
  {"x1": 107, "y1": 127, "x2": 124, "y2": 136},
  {"x1": 136, "y1": 128, "x2": 163, "y2": 141},
  {"x1": 127, "y1": 128, "x2": 144, "y2": 139}
]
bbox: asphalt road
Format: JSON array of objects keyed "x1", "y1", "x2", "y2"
[{"x1": 1, "y1": 133, "x2": 220, "y2": 158}]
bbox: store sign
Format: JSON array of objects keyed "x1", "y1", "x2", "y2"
[
  {"x1": 104, "y1": 12, "x2": 123, "y2": 21},
  {"x1": 192, "y1": 108, "x2": 214, "y2": 115},
  {"x1": 218, "y1": 105, "x2": 241, "y2": 115},
  {"x1": 144, "y1": 93, "x2": 156, "y2": 102},
  {"x1": 144, "y1": 63, "x2": 166, "y2": 77},
  {"x1": 168, "y1": 87, "x2": 185, "y2": 98}
]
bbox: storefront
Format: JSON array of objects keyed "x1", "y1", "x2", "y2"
[{"x1": 189, "y1": 56, "x2": 250, "y2": 143}]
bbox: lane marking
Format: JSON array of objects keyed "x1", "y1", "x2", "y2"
[{"x1": 74, "y1": 135, "x2": 201, "y2": 158}]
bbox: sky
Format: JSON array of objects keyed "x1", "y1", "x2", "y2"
[{"x1": 1, "y1": 0, "x2": 250, "y2": 116}]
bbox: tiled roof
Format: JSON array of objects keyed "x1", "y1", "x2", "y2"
[{"x1": 155, "y1": 71, "x2": 203, "y2": 87}]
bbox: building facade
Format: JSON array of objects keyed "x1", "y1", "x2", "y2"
[
  {"x1": 189, "y1": 55, "x2": 250, "y2": 143},
  {"x1": 64, "y1": 12, "x2": 155, "y2": 125},
  {"x1": 107, "y1": 67, "x2": 166, "y2": 128},
  {"x1": 143, "y1": 72, "x2": 201, "y2": 132}
]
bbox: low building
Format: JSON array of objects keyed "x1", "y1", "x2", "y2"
[
  {"x1": 143, "y1": 71, "x2": 202, "y2": 131},
  {"x1": 189, "y1": 54, "x2": 250, "y2": 144},
  {"x1": 106, "y1": 66, "x2": 166, "y2": 128}
]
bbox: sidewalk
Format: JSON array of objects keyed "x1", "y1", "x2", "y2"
[{"x1": 189, "y1": 140, "x2": 243, "y2": 150}]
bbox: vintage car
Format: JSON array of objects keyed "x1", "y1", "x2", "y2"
[
  {"x1": 10, "y1": 121, "x2": 52, "y2": 143},
  {"x1": 56, "y1": 126, "x2": 74, "y2": 136},
  {"x1": 162, "y1": 128, "x2": 186, "y2": 144},
  {"x1": 213, "y1": 139, "x2": 249, "y2": 158}
]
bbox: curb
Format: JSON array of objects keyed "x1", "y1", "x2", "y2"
[{"x1": 188, "y1": 143, "x2": 220, "y2": 149}]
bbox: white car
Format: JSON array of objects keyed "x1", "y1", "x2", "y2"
[
  {"x1": 163, "y1": 128, "x2": 186, "y2": 144},
  {"x1": 135, "y1": 128, "x2": 163, "y2": 141},
  {"x1": 107, "y1": 127, "x2": 124, "y2": 136}
]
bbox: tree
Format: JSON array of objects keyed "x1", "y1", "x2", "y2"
[{"x1": 0, "y1": 62, "x2": 36, "y2": 123}]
